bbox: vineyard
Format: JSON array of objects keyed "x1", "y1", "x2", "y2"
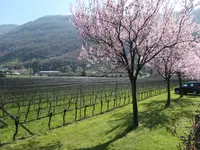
[{"x1": 0, "y1": 77, "x2": 178, "y2": 145}]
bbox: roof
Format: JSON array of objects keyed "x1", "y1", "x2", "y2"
[
  {"x1": 0, "y1": 68, "x2": 8, "y2": 72},
  {"x1": 184, "y1": 81, "x2": 200, "y2": 84},
  {"x1": 39, "y1": 71, "x2": 60, "y2": 73}
]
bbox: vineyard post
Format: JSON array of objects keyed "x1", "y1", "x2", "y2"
[
  {"x1": 46, "y1": 86, "x2": 49, "y2": 107},
  {"x1": 38, "y1": 94, "x2": 42, "y2": 110},
  {"x1": 13, "y1": 116, "x2": 19, "y2": 141},
  {"x1": 75, "y1": 107, "x2": 78, "y2": 121},
  {"x1": 100, "y1": 101, "x2": 103, "y2": 114},
  {"x1": 92, "y1": 91, "x2": 94, "y2": 105},
  {"x1": 124, "y1": 96, "x2": 126, "y2": 105},
  {"x1": 56, "y1": 94, "x2": 59, "y2": 106},
  {"x1": 67, "y1": 97, "x2": 71, "y2": 110},
  {"x1": 115, "y1": 80, "x2": 118, "y2": 107},
  {"x1": 48, "y1": 103, "x2": 52, "y2": 115},
  {"x1": 24, "y1": 100, "x2": 31, "y2": 122},
  {"x1": 48, "y1": 112, "x2": 53, "y2": 130},
  {"x1": 92, "y1": 104, "x2": 95, "y2": 116},
  {"x1": 37, "y1": 107, "x2": 41, "y2": 119},
  {"x1": 75, "y1": 97, "x2": 78, "y2": 121},
  {"x1": 67, "y1": 95, "x2": 72, "y2": 110},
  {"x1": 113, "y1": 99, "x2": 116, "y2": 109},
  {"x1": 53, "y1": 90, "x2": 56, "y2": 114},
  {"x1": 17, "y1": 102, "x2": 20, "y2": 114},
  {"x1": 89, "y1": 96, "x2": 92, "y2": 105},
  {"x1": 33, "y1": 91, "x2": 36, "y2": 110},
  {"x1": 63, "y1": 109, "x2": 67, "y2": 126},
  {"x1": 118, "y1": 95, "x2": 121, "y2": 107},
  {"x1": 107, "y1": 100, "x2": 109, "y2": 112},
  {"x1": 80, "y1": 84, "x2": 83, "y2": 120},
  {"x1": 1, "y1": 103, "x2": 5, "y2": 117},
  {"x1": 84, "y1": 105, "x2": 87, "y2": 119},
  {"x1": 95, "y1": 93, "x2": 97, "y2": 105},
  {"x1": 100, "y1": 93, "x2": 103, "y2": 105}
]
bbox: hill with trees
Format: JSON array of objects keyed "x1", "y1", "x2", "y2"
[
  {"x1": 0, "y1": 24, "x2": 18, "y2": 35},
  {"x1": 0, "y1": 15, "x2": 82, "y2": 62}
]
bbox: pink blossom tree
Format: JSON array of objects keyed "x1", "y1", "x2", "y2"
[
  {"x1": 71, "y1": 0, "x2": 199, "y2": 128},
  {"x1": 182, "y1": 45, "x2": 200, "y2": 81},
  {"x1": 150, "y1": 42, "x2": 200, "y2": 106},
  {"x1": 150, "y1": 48, "x2": 181, "y2": 106},
  {"x1": 175, "y1": 46, "x2": 200, "y2": 97}
]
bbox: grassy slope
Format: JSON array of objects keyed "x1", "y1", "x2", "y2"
[{"x1": 2, "y1": 92, "x2": 199, "y2": 150}]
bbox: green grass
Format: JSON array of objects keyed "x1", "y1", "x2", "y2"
[
  {"x1": 1, "y1": 92, "x2": 199, "y2": 150},
  {"x1": 0, "y1": 88, "x2": 166, "y2": 144}
]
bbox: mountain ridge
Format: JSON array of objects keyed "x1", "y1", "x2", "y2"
[
  {"x1": 0, "y1": 15, "x2": 82, "y2": 63},
  {"x1": 0, "y1": 24, "x2": 18, "y2": 35}
]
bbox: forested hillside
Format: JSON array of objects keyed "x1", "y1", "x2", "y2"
[{"x1": 0, "y1": 15, "x2": 82, "y2": 62}]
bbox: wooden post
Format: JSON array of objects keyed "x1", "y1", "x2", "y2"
[
  {"x1": 24, "y1": 100, "x2": 31, "y2": 122},
  {"x1": 53, "y1": 91, "x2": 56, "y2": 114},
  {"x1": 75, "y1": 107, "x2": 78, "y2": 121},
  {"x1": 113, "y1": 99, "x2": 116, "y2": 109},
  {"x1": 107, "y1": 100, "x2": 109, "y2": 112},
  {"x1": 118, "y1": 96, "x2": 121, "y2": 106},
  {"x1": 48, "y1": 112, "x2": 53, "y2": 130},
  {"x1": 84, "y1": 105, "x2": 87, "y2": 119},
  {"x1": 92, "y1": 104, "x2": 95, "y2": 116},
  {"x1": 95, "y1": 94, "x2": 97, "y2": 104},
  {"x1": 13, "y1": 117, "x2": 19, "y2": 141},
  {"x1": 1, "y1": 103, "x2": 5, "y2": 117},
  {"x1": 67, "y1": 100, "x2": 71, "y2": 111},
  {"x1": 100, "y1": 101, "x2": 103, "y2": 114},
  {"x1": 48, "y1": 103, "x2": 52, "y2": 115},
  {"x1": 37, "y1": 107, "x2": 41, "y2": 119},
  {"x1": 63, "y1": 109, "x2": 67, "y2": 126},
  {"x1": 46, "y1": 87, "x2": 49, "y2": 107},
  {"x1": 17, "y1": 102, "x2": 20, "y2": 114},
  {"x1": 124, "y1": 97, "x2": 126, "y2": 105}
]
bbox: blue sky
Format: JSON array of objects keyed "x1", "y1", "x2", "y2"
[{"x1": 0, "y1": 0, "x2": 76, "y2": 25}]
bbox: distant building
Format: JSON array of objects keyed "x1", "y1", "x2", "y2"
[
  {"x1": 39, "y1": 71, "x2": 60, "y2": 76},
  {"x1": 0, "y1": 68, "x2": 8, "y2": 72}
]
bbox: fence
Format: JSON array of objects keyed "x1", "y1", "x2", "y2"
[{"x1": 0, "y1": 78, "x2": 178, "y2": 143}]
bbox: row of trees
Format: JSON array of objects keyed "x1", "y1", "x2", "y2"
[
  {"x1": 71, "y1": 0, "x2": 200, "y2": 128},
  {"x1": 7, "y1": 58, "x2": 86, "y2": 75}
]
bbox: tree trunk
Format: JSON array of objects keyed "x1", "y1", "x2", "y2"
[
  {"x1": 165, "y1": 78, "x2": 171, "y2": 107},
  {"x1": 177, "y1": 72, "x2": 183, "y2": 97},
  {"x1": 131, "y1": 77, "x2": 139, "y2": 128}
]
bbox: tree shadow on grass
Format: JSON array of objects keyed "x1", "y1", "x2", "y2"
[
  {"x1": 139, "y1": 98, "x2": 195, "y2": 130},
  {"x1": 39, "y1": 140, "x2": 62, "y2": 150},
  {"x1": 75, "y1": 97, "x2": 196, "y2": 150},
  {"x1": 76, "y1": 126, "x2": 132, "y2": 150},
  {"x1": 76, "y1": 110, "x2": 133, "y2": 150},
  {"x1": 12, "y1": 140, "x2": 62, "y2": 150},
  {"x1": 184, "y1": 94, "x2": 200, "y2": 99}
]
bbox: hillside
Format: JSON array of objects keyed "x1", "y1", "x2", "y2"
[
  {"x1": 0, "y1": 15, "x2": 82, "y2": 62},
  {"x1": 0, "y1": 24, "x2": 18, "y2": 35}
]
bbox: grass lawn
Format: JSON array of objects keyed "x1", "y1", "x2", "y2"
[{"x1": 1, "y1": 92, "x2": 199, "y2": 150}]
